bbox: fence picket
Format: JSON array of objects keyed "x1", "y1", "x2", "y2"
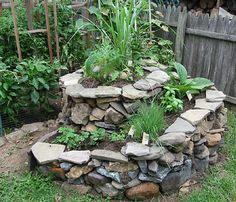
[{"x1": 156, "y1": 5, "x2": 236, "y2": 98}]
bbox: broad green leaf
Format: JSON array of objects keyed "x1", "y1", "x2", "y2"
[
  {"x1": 174, "y1": 63, "x2": 188, "y2": 84},
  {"x1": 190, "y1": 77, "x2": 214, "y2": 90},
  {"x1": 31, "y1": 90, "x2": 39, "y2": 104},
  {"x1": 32, "y1": 78, "x2": 39, "y2": 89},
  {"x1": 3, "y1": 83, "x2": 8, "y2": 91}
]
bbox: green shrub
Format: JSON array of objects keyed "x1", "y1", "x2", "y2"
[
  {"x1": 129, "y1": 102, "x2": 165, "y2": 141},
  {"x1": 161, "y1": 86, "x2": 183, "y2": 113},
  {"x1": 0, "y1": 59, "x2": 60, "y2": 119},
  {"x1": 169, "y1": 63, "x2": 214, "y2": 98},
  {"x1": 84, "y1": 43, "x2": 123, "y2": 82}
]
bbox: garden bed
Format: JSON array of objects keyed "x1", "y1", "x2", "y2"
[{"x1": 29, "y1": 65, "x2": 227, "y2": 200}]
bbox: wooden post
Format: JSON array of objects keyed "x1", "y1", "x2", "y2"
[
  {"x1": 175, "y1": 7, "x2": 187, "y2": 63},
  {"x1": 0, "y1": 3, "x2": 2, "y2": 16},
  {"x1": 25, "y1": 0, "x2": 34, "y2": 30},
  {"x1": 53, "y1": 0, "x2": 60, "y2": 59},
  {"x1": 10, "y1": 0, "x2": 22, "y2": 61},
  {"x1": 43, "y1": 0, "x2": 53, "y2": 63}
]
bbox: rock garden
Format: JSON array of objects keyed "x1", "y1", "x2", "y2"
[{"x1": 0, "y1": 0, "x2": 229, "y2": 201}]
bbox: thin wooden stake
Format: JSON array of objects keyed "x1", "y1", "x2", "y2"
[
  {"x1": 10, "y1": 0, "x2": 22, "y2": 61},
  {"x1": 44, "y1": 0, "x2": 53, "y2": 63},
  {"x1": 0, "y1": 3, "x2": 2, "y2": 16},
  {"x1": 53, "y1": 0, "x2": 60, "y2": 59},
  {"x1": 25, "y1": 0, "x2": 34, "y2": 30}
]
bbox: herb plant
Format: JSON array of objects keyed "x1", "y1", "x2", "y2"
[
  {"x1": 54, "y1": 127, "x2": 89, "y2": 150},
  {"x1": 110, "y1": 130, "x2": 126, "y2": 142},
  {"x1": 54, "y1": 127, "x2": 106, "y2": 149},
  {"x1": 169, "y1": 63, "x2": 214, "y2": 98},
  {"x1": 129, "y1": 102, "x2": 165, "y2": 142},
  {"x1": 84, "y1": 43, "x2": 122, "y2": 82},
  {"x1": 89, "y1": 128, "x2": 106, "y2": 146},
  {"x1": 160, "y1": 86, "x2": 183, "y2": 113}
]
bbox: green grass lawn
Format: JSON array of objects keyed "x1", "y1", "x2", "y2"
[{"x1": 0, "y1": 111, "x2": 236, "y2": 202}]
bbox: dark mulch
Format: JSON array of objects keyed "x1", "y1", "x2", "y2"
[
  {"x1": 81, "y1": 78, "x2": 100, "y2": 88},
  {"x1": 81, "y1": 78, "x2": 131, "y2": 89}
]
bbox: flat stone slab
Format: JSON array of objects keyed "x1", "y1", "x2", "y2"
[
  {"x1": 123, "y1": 100, "x2": 141, "y2": 114},
  {"x1": 59, "y1": 150, "x2": 91, "y2": 164},
  {"x1": 125, "y1": 142, "x2": 150, "y2": 157},
  {"x1": 31, "y1": 142, "x2": 65, "y2": 164},
  {"x1": 165, "y1": 118, "x2": 196, "y2": 134},
  {"x1": 142, "y1": 66, "x2": 160, "y2": 72},
  {"x1": 194, "y1": 98, "x2": 223, "y2": 112},
  {"x1": 91, "y1": 149, "x2": 128, "y2": 162},
  {"x1": 65, "y1": 84, "x2": 97, "y2": 98},
  {"x1": 206, "y1": 90, "x2": 226, "y2": 102},
  {"x1": 110, "y1": 102, "x2": 130, "y2": 118},
  {"x1": 122, "y1": 84, "x2": 148, "y2": 100},
  {"x1": 95, "y1": 86, "x2": 122, "y2": 98},
  {"x1": 146, "y1": 70, "x2": 170, "y2": 84},
  {"x1": 159, "y1": 133, "x2": 186, "y2": 146},
  {"x1": 60, "y1": 72, "x2": 83, "y2": 87},
  {"x1": 133, "y1": 79, "x2": 162, "y2": 91},
  {"x1": 133, "y1": 145, "x2": 167, "y2": 160},
  {"x1": 65, "y1": 84, "x2": 84, "y2": 98},
  {"x1": 95, "y1": 122, "x2": 116, "y2": 130},
  {"x1": 180, "y1": 109, "x2": 210, "y2": 125}
]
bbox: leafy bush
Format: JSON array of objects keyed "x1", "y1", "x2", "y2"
[
  {"x1": 0, "y1": 59, "x2": 60, "y2": 119},
  {"x1": 129, "y1": 102, "x2": 165, "y2": 141},
  {"x1": 169, "y1": 63, "x2": 214, "y2": 98},
  {"x1": 84, "y1": 43, "x2": 123, "y2": 82},
  {"x1": 79, "y1": 0, "x2": 170, "y2": 82},
  {"x1": 161, "y1": 86, "x2": 183, "y2": 113}
]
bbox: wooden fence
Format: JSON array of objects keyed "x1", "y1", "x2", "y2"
[{"x1": 156, "y1": 5, "x2": 236, "y2": 103}]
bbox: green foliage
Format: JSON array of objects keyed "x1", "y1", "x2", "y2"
[
  {"x1": 161, "y1": 86, "x2": 183, "y2": 113},
  {"x1": 54, "y1": 127, "x2": 87, "y2": 150},
  {"x1": 129, "y1": 102, "x2": 165, "y2": 141},
  {"x1": 15, "y1": 59, "x2": 60, "y2": 108},
  {"x1": 54, "y1": 127, "x2": 106, "y2": 149},
  {"x1": 0, "y1": 172, "x2": 109, "y2": 202},
  {"x1": 88, "y1": 128, "x2": 106, "y2": 146},
  {"x1": 84, "y1": 43, "x2": 122, "y2": 82},
  {"x1": 169, "y1": 63, "x2": 214, "y2": 98},
  {"x1": 79, "y1": 0, "x2": 171, "y2": 82},
  {"x1": 0, "y1": 59, "x2": 60, "y2": 120},
  {"x1": 110, "y1": 130, "x2": 126, "y2": 142},
  {"x1": 87, "y1": 0, "x2": 146, "y2": 64},
  {"x1": 0, "y1": 0, "x2": 85, "y2": 67}
]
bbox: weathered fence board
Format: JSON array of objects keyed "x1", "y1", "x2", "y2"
[{"x1": 156, "y1": 5, "x2": 236, "y2": 100}]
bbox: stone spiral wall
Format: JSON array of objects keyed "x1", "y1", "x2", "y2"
[{"x1": 29, "y1": 68, "x2": 227, "y2": 200}]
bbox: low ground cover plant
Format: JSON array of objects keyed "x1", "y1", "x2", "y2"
[{"x1": 54, "y1": 127, "x2": 126, "y2": 150}]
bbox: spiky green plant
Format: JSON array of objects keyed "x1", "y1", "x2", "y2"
[{"x1": 129, "y1": 102, "x2": 165, "y2": 141}]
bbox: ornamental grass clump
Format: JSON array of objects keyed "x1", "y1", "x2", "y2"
[{"x1": 129, "y1": 102, "x2": 165, "y2": 142}]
